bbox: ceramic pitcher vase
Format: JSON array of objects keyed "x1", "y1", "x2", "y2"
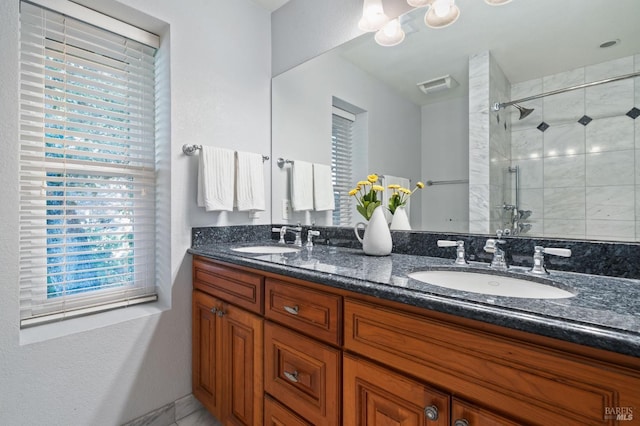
[
  {"x1": 390, "y1": 206, "x2": 411, "y2": 231},
  {"x1": 354, "y1": 205, "x2": 392, "y2": 256}
]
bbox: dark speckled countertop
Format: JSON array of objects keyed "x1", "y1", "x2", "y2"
[{"x1": 189, "y1": 241, "x2": 640, "y2": 358}]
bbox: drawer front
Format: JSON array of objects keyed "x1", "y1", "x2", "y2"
[
  {"x1": 264, "y1": 395, "x2": 312, "y2": 426},
  {"x1": 265, "y1": 278, "x2": 341, "y2": 345},
  {"x1": 344, "y1": 298, "x2": 637, "y2": 426},
  {"x1": 264, "y1": 321, "x2": 341, "y2": 426},
  {"x1": 193, "y1": 257, "x2": 264, "y2": 314}
]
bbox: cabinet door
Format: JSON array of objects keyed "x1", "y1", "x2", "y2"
[
  {"x1": 264, "y1": 395, "x2": 312, "y2": 426},
  {"x1": 192, "y1": 290, "x2": 223, "y2": 419},
  {"x1": 221, "y1": 301, "x2": 264, "y2": 426},
  {"x1": 451, "y1": 398, "x2": 521, "y2": 426},
  {"x1": 343, "y1": 354, "x2": 449, "y2": 426}
]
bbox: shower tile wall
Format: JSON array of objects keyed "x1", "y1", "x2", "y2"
[{"x1": 509, "y1": 54, "x2": 639, "y2": 241}]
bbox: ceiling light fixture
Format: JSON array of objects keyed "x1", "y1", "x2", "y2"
[
  {"x1": 407, "y1": 0, "x2": 431, "y2": 7},
  {"x1": 358, "y1": 0, "x2": 390, "y2": 32},
  {"x1": 484, "y1": 0, "x2": 512, "y2": 5},
  {"x1": 375, "y1": 18, "x2": 406, "y2": 47},
  {"x1": 425, "y1": 0, "x2": 460, "y2": 28}
]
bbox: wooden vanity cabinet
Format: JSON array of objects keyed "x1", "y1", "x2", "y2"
[{"x1": 192, "y1": 256, "x2": 640, "y2": 426}]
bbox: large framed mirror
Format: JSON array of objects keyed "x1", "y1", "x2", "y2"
[{"x1": 271, "y1": 0, "x2": 640, "y2": 242}]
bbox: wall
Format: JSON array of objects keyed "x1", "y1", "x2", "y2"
[
  {"x1": 272, "y1": 48, "x2": 422, "y2": 227},
  {"x1": 420, "y1": 97, "x2": 469, "y2": 233},
  {"x1": 0, "y1": 0, "x2": 271, "y2": 424},
  {"x1": 510, "y1": 55, "x2": 640, "y2": 241}
]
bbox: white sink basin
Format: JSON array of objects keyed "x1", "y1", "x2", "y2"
[
  {"x1": 408, "y1": 270, "x2": 575, "y2": 299},
  {"x1": 231, "y1": 245, "x2": 300, "y2": 254}
]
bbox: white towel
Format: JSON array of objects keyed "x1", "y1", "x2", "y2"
[
  {"x1": 290, "y1": 160, "x2": 314, "y2": 211},
  {"x1": 313, "y1": 163, "x2": 335, "y2": 211},
  {"x1": 235, "y1": 151, "x2": 266, "y2": 212},
  {"x1": 381, "y1": 175, "x2": 411, "y2": 221},
  {"x1": 197, "y1": 146, "x2": 235, "y2": 211}
]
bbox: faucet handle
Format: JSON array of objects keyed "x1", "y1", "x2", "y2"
[
  {"x1": 437, "y1": 240, "x2": 457, "y2": 248},
  {"x1": 529, "y1": 246, "x2": 571, "y2": 274},
  {"x1": 306, "y1": 230, "x2": 320, "y2": 247},
  {"x1": 272, "y1": 226, "x2": 287, "y2": 244}
]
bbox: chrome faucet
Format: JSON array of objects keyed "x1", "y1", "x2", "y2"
[
  {"x1": 271, "y1": 226, "x2": 287, "y2": 244},
  {"x1": 286, "y1": 224, "x2": 303, "y2": 247},
  {"x1": 437, "y1": 240, "x2": 468, "y2": 265},
  {"x1": 528, "y1": 246, "x2": 572, "y2": 275},
  {"x1": 484, "y1": 231, "x2": 508, "y2": 270}
]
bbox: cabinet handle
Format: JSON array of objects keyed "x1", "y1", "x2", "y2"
[
  {"x1": 454, "y1": 419, "x2": 470, "y2": 426},
  {"x1": 424, "y1": 405, "x2": 439, "y2": 421},
  {"x1": 283, "y1": 370, "x2": 299, "y2": 383},
  {"x1": 210, "y1": 307, "x2": 217, "y2": 314},
  {"x1": 216, "y1": 309, "x2": 226, "y2": 317},
  {"x1": 283, "y1": 305, "x2": 299, "y2": 315}
]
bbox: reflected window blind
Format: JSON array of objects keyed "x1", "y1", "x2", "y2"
[
  {"x1": 331, "y1": 107, "x2": 355, "y2": 226},
  {"x1": 19, "y1": 1, "x2": 158, "y2": 327}
]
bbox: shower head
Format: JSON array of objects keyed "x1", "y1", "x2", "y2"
[
  {"x1": 492, "y1": 102, "x2": 535, "y2": 120},
  {"x1": 513, "y1": 103, "x2": 534, "y2": 120}
]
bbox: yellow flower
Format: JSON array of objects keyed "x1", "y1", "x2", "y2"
[
  {"x1": 367, "y1": 174, "x2": 378, "y2": 183},
  {"x1": 416, "y1": 181, "x2": 425, "y2": 189},
  {"x1": 372, "y1": 185, "x2": 385, "y2": 192},
  {"x1": 387, "y1": 184, "x2": 401, "y2": 189},
  {"x1": 400, "y1": 188, "x2": 411, "y2": 194},
  {"x1": 348, "y1": 188, "x2": 358, "y2": 196},
  {"x1": 357, "y1": 181, "x2": 372, "y2": 186}
]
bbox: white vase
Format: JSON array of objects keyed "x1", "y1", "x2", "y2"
[
  {"x1": 390, "y1": 206, "x2": 411, "y2": 231},
  {"x1": 354, "y1": 206, "x2": 392, "y2": 256}
]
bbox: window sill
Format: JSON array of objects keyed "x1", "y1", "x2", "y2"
[{"x1": 19, "y1": 301, "x2": 169, "y2": 345}]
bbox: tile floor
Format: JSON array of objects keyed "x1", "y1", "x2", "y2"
[{"x1": 172, "y1": 408, "x2": 220, "y2": 426}]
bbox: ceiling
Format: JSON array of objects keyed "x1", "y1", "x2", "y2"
[
  {"x1": 251, "y1": 0, "x2": 290, "y2": 12},
  {"x1": 338, "y1": 0, "x2": 640, "y2": 106}
]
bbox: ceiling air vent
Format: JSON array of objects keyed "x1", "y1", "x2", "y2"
[{"x1": 417, "y1": 75, "x2": 458, "y2": 95}]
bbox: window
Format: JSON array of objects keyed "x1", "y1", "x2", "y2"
[
  {"x1": 331, "y1": 107, "x2": 355, "y2": 226},
  {"x1": 18, "y1": 1, "x2": 160, "y2": 327}
]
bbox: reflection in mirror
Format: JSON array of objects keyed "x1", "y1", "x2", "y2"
[{"x1": 272, "y1": 0, "x2": 640, "y2": 242}]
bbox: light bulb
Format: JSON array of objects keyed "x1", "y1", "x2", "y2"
[
  {"x1": 433, "y1": 0, "x2": 452, "y2": 17},
  {"x1": 375, "y1": 18, "x2": 405, "y2": 47},
  {"x1": 358, "y1": 0, "x2": 390, "y2": 32}
]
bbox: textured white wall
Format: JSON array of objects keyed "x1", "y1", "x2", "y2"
[{"x1": 0, "y1": 0, "x2": 271, "y2": 424}]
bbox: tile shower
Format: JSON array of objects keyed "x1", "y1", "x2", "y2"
[{"x1": 497, "y1": 54, "x2": 639, "y2": 241}]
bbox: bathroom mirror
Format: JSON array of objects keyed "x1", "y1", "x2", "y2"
[{"x1": 272, "y1": 0, "x2": 640, "y2": 242}]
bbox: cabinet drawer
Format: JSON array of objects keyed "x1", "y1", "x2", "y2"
[
  {"x1": 344, "y1": 298, "x2": 639, "y2": 426},
  {"x1": 193, "y1": 256, "x2": 264, "y2": 314},
  {"x1": 264, "y1": 395, "x2": 312, "y2": 426},
  {"x1": 264, "y1": 321, "x2": 341, "y2": 426},
  {"x1": 265, "y1": 278, "x2": 341, "y2": 346}
]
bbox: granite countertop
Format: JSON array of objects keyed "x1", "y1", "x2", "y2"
[{"x1": 189, "y1": 241, "x2": 640, "y2": 358}]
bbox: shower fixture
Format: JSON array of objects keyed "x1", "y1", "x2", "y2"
[
  {"x1": 493, "y1": 71, "x2": 640, "y2": 118},
  {"x1": 512, "y1": 103, "x2": 535, "y2": 120}
]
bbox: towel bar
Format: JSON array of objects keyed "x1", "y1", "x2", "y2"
[
  {"x1": 426, "y1": 179, "x2": 469, "y2": 186},
  {"x1": 277, "y1": 158, "x2": 294, "y2": 168},
  {"x1": 182, "y1": 144, "x2": 269, "y2": 161}
]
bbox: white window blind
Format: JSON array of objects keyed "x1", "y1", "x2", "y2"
[
  {"x1": 332, "y1": 107, "x2": 355, "y2": 226},
  {"x1": 19, "y1": 1, "x2": 158, "y2": 327}
]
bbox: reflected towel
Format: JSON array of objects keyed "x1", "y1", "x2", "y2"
[
  {"x1": 291, "y1": 160, "x2": 314, "y2": 211},
  {"x1": 313, "y1": 163, "x2": 335, "y2": 211},
  {"x1": 197, "y1": 146, "x2": 235, "y2": 211},
  {"x1": 235, "y1": 151, "x2": 266, "y2": 211}
]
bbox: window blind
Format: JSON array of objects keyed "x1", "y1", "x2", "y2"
[
  {"x1": 19, "y1": 1, "x2": 158, "y2": 327},
  {"x1": 331, "y1": 108, "x2": 355, "y2": 226}
]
